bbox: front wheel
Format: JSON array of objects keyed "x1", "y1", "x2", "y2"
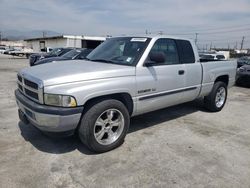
[
  {"x1": 204, "y1": 81, "x2": 227, "y2": 112},
  {"x1": 78, "y1": 99, "x2": 130, "y2": 153}
]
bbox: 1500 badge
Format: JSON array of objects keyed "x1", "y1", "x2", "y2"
[{"x1": 138, "y1": 88, "x2": 156, "y2": 94}]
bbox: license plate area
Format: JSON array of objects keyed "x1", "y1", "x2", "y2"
[
  {"x1": 25, "y1": 108, "x2": 35, "y2": 120},
  {"x1": 18, "y1": 109, "x2": 29, "y2": 124}
]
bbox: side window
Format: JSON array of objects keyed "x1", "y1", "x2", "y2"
[
  {"x1": 149, "y1": 39, "x2": 180, "y2": 65},
  {"x1": 175, "y1": 40, "x2": 195, "y2": 63},
  {"x1": 78, "y1": 49, "x2": 93, "y2": 59}
]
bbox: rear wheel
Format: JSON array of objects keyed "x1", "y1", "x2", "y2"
[
  {"x1": 204, "y1": 81, "x2": 227, "y2": 112},
  {"x1": 78, "y1": 99, "x2": 130, "y2": 153}
]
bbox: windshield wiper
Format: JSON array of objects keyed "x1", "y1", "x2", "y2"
[
  {"x1": 82, "y1": 57, "x2": 91, "y2": 61},
  {"x1": 90, "y1": 59, "x2": 117, "y2": 64}
]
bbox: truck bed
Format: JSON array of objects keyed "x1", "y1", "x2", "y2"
[{"x1": 199, "y1": 60, "x2": 237, "y2": 97}]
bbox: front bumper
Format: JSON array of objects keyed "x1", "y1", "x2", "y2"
[{"x1": 15, "y1": 89, "x2": 83, "y2": 132}]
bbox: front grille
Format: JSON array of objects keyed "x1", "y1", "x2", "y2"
[
  {"x1": 24, "y1": 79, "x2": 38, "y2": 89},
  {"x1": 17, "y1": 74, "x2": 42, "y2": 103},
  {"x1": 17, "y1": 75, "x2": 22, "y2": 82},
  {"x1": 18, "y1": 83, "x2": 23, "y2": 91},
  {"x1": 24, "y1": 88, "x2": 39, "y2": 100}
]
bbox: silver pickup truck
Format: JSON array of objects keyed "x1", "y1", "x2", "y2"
[{"x1": 15, "y1": 36, "x2": 237, "y2": 152}]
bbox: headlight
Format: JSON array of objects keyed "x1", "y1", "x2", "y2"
[
  {"x1": 39, "y1": 56, "x2": 45, "y2": 60},
  {"x1": 44, "y1": 93, "x2": 77, "y2": 107}
]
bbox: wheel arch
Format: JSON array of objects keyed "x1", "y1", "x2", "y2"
[
  {"x1": 214, "y1": 75, "x2": 229, "y2": 86},
  {"x1": 83, "y1": 93, "x2": 134, "y2": 116}
]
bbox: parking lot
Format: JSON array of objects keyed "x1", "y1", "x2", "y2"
[{"x1": 0, "y1": 54, "x2": 250, "y2": 187}]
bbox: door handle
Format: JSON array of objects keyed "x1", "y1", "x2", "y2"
[{"x1": 178, "y1": 70, "x2": 185, "y2": 75}]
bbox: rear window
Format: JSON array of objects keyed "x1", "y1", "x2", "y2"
[
  {"x1": 175, "y1": 40, "x2": 195, "y2": 63},
  {"x1": 200, "y1": 55, "x2": 214, "y2": 59},
  {"x1": 216, "y1": 55, "x2": 225, "y2": 60}
]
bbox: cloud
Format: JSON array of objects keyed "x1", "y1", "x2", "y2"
[{"x1": 0, "y1": 0, "x2": 250, "y2": 47}]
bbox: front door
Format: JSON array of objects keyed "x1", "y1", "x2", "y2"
[{"x1": 135, "y1": 38, "x2": 186, "y2": 115}]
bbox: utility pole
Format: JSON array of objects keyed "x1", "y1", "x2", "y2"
[
  {"x1": 240, "y1": 36, "x2": 245, "y2": 50},
  {"x1": 0, "y1": 31, "x2": 2, "y2": 45},
  {"x1": 42, "y1": 31, "x2": 46, "y2": 38},
  {"x1": 195, "y1": 33, "x2": 198, "y2": 45},
  {"x1": 210, "y1": 42, "x2": 212, "y2": 50}
]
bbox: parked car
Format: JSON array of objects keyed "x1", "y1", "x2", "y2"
[
  {"x1": 15, "y1": 35, "x2": 237, "y2": 153},
  {"x1": 3, "y1": 48, "x2": 15, "y2": 54},
  {"x1": 33, "y1": 48, "x2": 93, "y2": 66},
  {"x1": 236, "y1": 65, "x2": 250, "y2": 87},
  {"x1": 237, "y1": 56, "x2": 250, "y2": 68},
  {"x1": 0, "y1": 47, "x2": 7, "y2": 54},
  {"x1": 200, "y1": 54, "x2": 225, "y2": 62},
  {"x1": 8, "y1": 48, "x2": 33, "y2": 57},
  {"x1": 29, "y1": 48, "x2": 74, "y2": 66}
]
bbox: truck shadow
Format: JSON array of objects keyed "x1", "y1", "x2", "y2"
[
  {"x1": 18, "y1": 122, "x2": 94, "y2": 155},
  {"x1": 129, "y1": 99, "x2": 205, "y2": 133},
  {"x1": 18, "y1": 99, "x2": 206, "y2": 155}
]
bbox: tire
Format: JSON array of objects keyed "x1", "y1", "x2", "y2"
[
  {"x1": 78, "y1": 99, "x2": 130, "y2": 153},
  {"x1": 204, "y1": 81, "x2": 227, "y2": 112}
]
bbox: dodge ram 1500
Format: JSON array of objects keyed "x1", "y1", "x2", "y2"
[{"x1": 15, "y1": 36, "x2": 237, "y2": 152}]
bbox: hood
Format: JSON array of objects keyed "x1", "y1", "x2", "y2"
[
  {"x1": 31, "y1": 53, "x2": 48, "y2": 57},
  {"x1": 20, "y1": 60, "x2": 135, "y2": 86},
  {"x1": 34, "y1": 56, "x2": 65, "y2": 65},
  {"x1": 31, "y1": 53, "x2": 56, "y2": 58}
]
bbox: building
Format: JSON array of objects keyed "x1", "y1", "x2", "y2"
[
  {"x1": 24, "y1": 35, "x2": 106, "y2": 52},
  {"x1": 0, "y1": 40, "x2": 27, "y2": 48}
]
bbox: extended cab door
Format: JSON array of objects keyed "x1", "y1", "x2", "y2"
[
  {"x1": 135, "y1": 38, "x2": 187, "y2": 115},
  {"x1": 175, "y1": 40, "x2": 202, "y2": 102}
]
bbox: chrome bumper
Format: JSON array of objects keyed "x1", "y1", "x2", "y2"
[{"x1": 15, "y1": 90, "x2": 83, "y2": 132}]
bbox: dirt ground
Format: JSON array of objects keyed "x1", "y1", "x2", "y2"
[{"x1": 0, "y1": 54, "x2": 250, "y2": 188}]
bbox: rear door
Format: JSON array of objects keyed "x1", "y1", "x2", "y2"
[{"x1": 175, "y1": 40, "x2": 202, "y2": 102}]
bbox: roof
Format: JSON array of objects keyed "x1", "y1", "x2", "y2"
[
  {"x1": 111, "y1": 34, "x2": 193, "y2": 41},
  {"x1": 24, "y1": 35, "x2": 106, "y2": 41}
]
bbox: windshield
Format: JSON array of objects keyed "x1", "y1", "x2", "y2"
[
  {"x1": 49, "y1": 48, "x2": 63, "y2": 56},
  {"x1": 245, "y1": 59, "x2": 250, "y2": 65},
  {"x1": 87, "y1": 37, "x2": 151, "y2": 66},
  {"x1": 62, "y1": 49, "x2": 81, "y2": 59}
]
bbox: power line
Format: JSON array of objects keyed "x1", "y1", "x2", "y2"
[
  {"x1": 167, "y1": 27, "x2": 250, "y2": 36},
  {"x1": 199, "y1": 35, "x2": 250, "y2": 40},
  {"x1": 175, "y1": 23, "x2": 250, "y2": 32},
  {"x1": 198, "y1": 37, "x2": 246, "y2": 42},
  {"x1": 198, "y1": 28, "x2": 250, "y2": 35}
]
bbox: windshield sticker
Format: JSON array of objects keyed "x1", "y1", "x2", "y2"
[{"x1": 131, "y1": 38, "x2": 147, "y2": 42}]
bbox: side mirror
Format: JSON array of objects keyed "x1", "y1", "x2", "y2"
[{"x1": 145, "y1": 52, "x2": 166, "y2": 66}]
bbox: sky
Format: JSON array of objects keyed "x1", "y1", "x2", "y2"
[{"x1": 0, "y1": 0, "x2": 250, "y2": 48}]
